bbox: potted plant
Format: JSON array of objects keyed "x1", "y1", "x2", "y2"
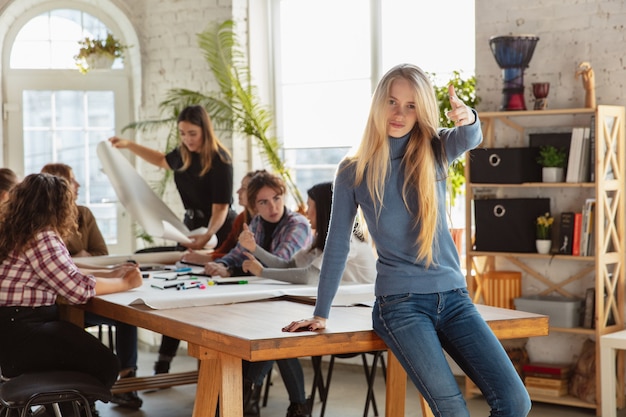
[
  {"x1": 74, "y1": 32, "x2": 128, "y2": 74},
  {"x1": 535, "y1": 212, "x2": 554, "y2": 254},
  {"x1": 431, "y1": 71, "x2": 479, "y2": 256},
  {"x1": 124, "y1": 20, "x2": 306, "y2": 213},
  {"x1": 432, "y1": 71, "x2": 480, "y2": 206},
  {"x1": 536, "y1": 145, "x2": 567, "y2": 182}
]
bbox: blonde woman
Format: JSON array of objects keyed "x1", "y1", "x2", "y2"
[{"x1": 284, "y1": 64, "x2": 530, "y2": 417}]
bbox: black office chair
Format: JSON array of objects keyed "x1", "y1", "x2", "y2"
[
  {"x1": 96, "y1": 325, "x2": 115, "y2": 351},
  {"x1": 0, "y1": 370, "x2": 111, "y2": 417},
  {"x1": 317, "y1": 351, "x2": 387, "y2": 417}
]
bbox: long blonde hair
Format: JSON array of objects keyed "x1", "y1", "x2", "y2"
[{"x1": 348, "y1": 64, "x2": 443, "y2": 267}]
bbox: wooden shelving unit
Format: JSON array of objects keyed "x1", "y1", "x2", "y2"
[{"x1": 464, "y1": 106, "x2": 626, "y2": 415}]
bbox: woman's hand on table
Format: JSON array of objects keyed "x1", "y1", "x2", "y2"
[
  {"x1": 94, "y1": 265, "x2": 142, "y2": 295},
  {"x1": 109, "y1": 263, "x2": 140, "y2": 277},
  {"x1": 204, "y1": 262, "x2": 230, "y2": 277},
  {"x1": 123, "y1": 267, "x2": 143, "y2": 289},
  {"x1": 282, "y1": 316, "x2": 327, "y2": 332},
  {"x1": 182, "y1": 251, "x2": 213, "y2": 265},
  {"x1": 83, "y1": 263, "x2": 137, "y2": 278},
  {"x1": 242, "y1": 252, "x2": 263, "y2": 276}
]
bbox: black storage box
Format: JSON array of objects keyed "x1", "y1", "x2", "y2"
[
  {"x1": 469, "y1": 147, "x2": 541, "y2": 184},
  {"x1": 474, "y1": 198, "x2": 550, "y2": 253}
]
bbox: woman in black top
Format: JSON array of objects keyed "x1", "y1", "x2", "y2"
[
  {"x1": 110, "y1": 105, "x2": 237, "y2": 375},
  {"x1": 110, "y1": 105, "x2": 236, "y2": 250}
]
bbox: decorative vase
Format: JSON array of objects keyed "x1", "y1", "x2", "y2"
[
  {"x1": 536, "y1": 239, "x2": 551, "y2": 254},
  {"x1": 532, "y1": 82, "x2": 550, "y2": 110},
  {"x1": 488, "y1": 35, "x2": 540, "y2": 111},
  {"x1": 542, "y1": 167, "x2": 564, "y2": 183}
]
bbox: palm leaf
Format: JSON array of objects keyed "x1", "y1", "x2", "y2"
[
  {"x1": 124, "y1": 19, "x2": 306, "y2": 212},
  {"x1": 197, "y1": 20, "x2": 305, "y2": 209}
]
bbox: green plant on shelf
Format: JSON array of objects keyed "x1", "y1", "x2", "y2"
[{"x1": 536, "y1": 145, "x2": 567, "y2": 168}]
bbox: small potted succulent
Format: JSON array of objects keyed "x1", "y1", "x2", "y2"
[
  {"x1": 74, "y1": 33, "x2": 128, "y2": 74},
  {"x1": 536, "y1": 145, "x2": 567, "y2": 182}
]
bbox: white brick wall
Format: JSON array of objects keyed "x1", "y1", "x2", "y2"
[
  {"x1": 116, "y1": 0, "x2": 241, "y2": 247},
  {"x1": 0, "y1": 0, "x2": 257, "y2": 248}
]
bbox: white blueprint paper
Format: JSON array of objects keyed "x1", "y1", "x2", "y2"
[{"x1": 96, "y1": 141, "x2": 213, "y2": 245}]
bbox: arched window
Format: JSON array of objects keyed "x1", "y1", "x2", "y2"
[
  {"x1": 4, "y1": 7, "x2": 133, "y2": 254},
  {"x1": 10, "y1": 9, "x2": 124, "y2": 70}
]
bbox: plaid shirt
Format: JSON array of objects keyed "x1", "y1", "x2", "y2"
[
  {"x1": 217, "y1": 208, "x2": 313, "y2": 269},
  {"x1": 0, "y1": 229, "x2": 96, "y2": 307}
]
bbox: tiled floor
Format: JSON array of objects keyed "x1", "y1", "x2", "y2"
[{"x1": 94, "y1": 346, "x2": 606, "y2": 417}]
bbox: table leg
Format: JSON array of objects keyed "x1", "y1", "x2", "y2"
[
  {"x1": 187, "y1": 344, "x2": 243, "y2": 417},
  {"x1": 385, "y1": 350, "x2": 406, "y2": 417},
  {"x1": 601, "y1": 339, "x2": 617, "y2": 417},
  {"x1": 188, "y1": 344, "x2": 219, "y2": 417},
  {"x1": 219, "y1": 353, "x2": 243, "y2": 417},
  {"x1": 385, "y1": 350, "x2": 433, "y2": 417}
]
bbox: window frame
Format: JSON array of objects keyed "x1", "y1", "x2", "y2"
[{"x1": 2, "y1": 3, "x2": 136, "y2": 254}]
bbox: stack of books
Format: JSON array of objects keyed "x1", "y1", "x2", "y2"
[
  {"x1": 523, "y1": 362, "x2": 572, "y2": 396},
  {"x1": 557, "y1": 198, "x2": 596, "y2": 256},
  {"x1": 565, "y1": 120, "x2": 594, "y2": 183}
]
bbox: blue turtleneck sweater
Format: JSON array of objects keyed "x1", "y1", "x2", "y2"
[{"x1": 314, "y1": 115, "x2": 482, "y2": 319}]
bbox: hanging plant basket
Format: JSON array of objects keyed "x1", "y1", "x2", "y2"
[
  {"x1": 85, "y1": 53, "x2": 115, "y2": 71},
  {"x1": 74, "y1": 33, "x2": 128, "y2": 74}
]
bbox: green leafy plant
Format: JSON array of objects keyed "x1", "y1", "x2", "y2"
[
  {"x1": 536, "y1": 212, "x2": 554, "y2": 239},
  {"x1": 536, "y1": 145, "x2": 567, "y2": 168},
  {"x1": 430, "y1": 71, "x2": 480, "y2": 205},
  {"x1": 74, "y1": 33, "x2": 128, "y2": 74},
  {"x1": 124, "y1": 20, "x2": 305, "y2": 212}
]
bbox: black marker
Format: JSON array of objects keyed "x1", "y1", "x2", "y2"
[{"x1": 151, "y1": 282, "x2": 184, "y2": 290}]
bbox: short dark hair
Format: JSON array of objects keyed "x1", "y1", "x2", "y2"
[{"x1": 246, "y1": 170, "x2": 286, "y2": 208}]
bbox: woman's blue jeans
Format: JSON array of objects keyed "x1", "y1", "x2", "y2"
[{"x1": 372, "y1": 288, "x2": 530, "y2": 417}]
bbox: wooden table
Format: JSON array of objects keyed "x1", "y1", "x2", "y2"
[
  {"x1": 63, "y1": 297, "x2": 548, "y2": 417},
  {"x1": 600, "y1": 330, "x2": 626, "y2": 417}
]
